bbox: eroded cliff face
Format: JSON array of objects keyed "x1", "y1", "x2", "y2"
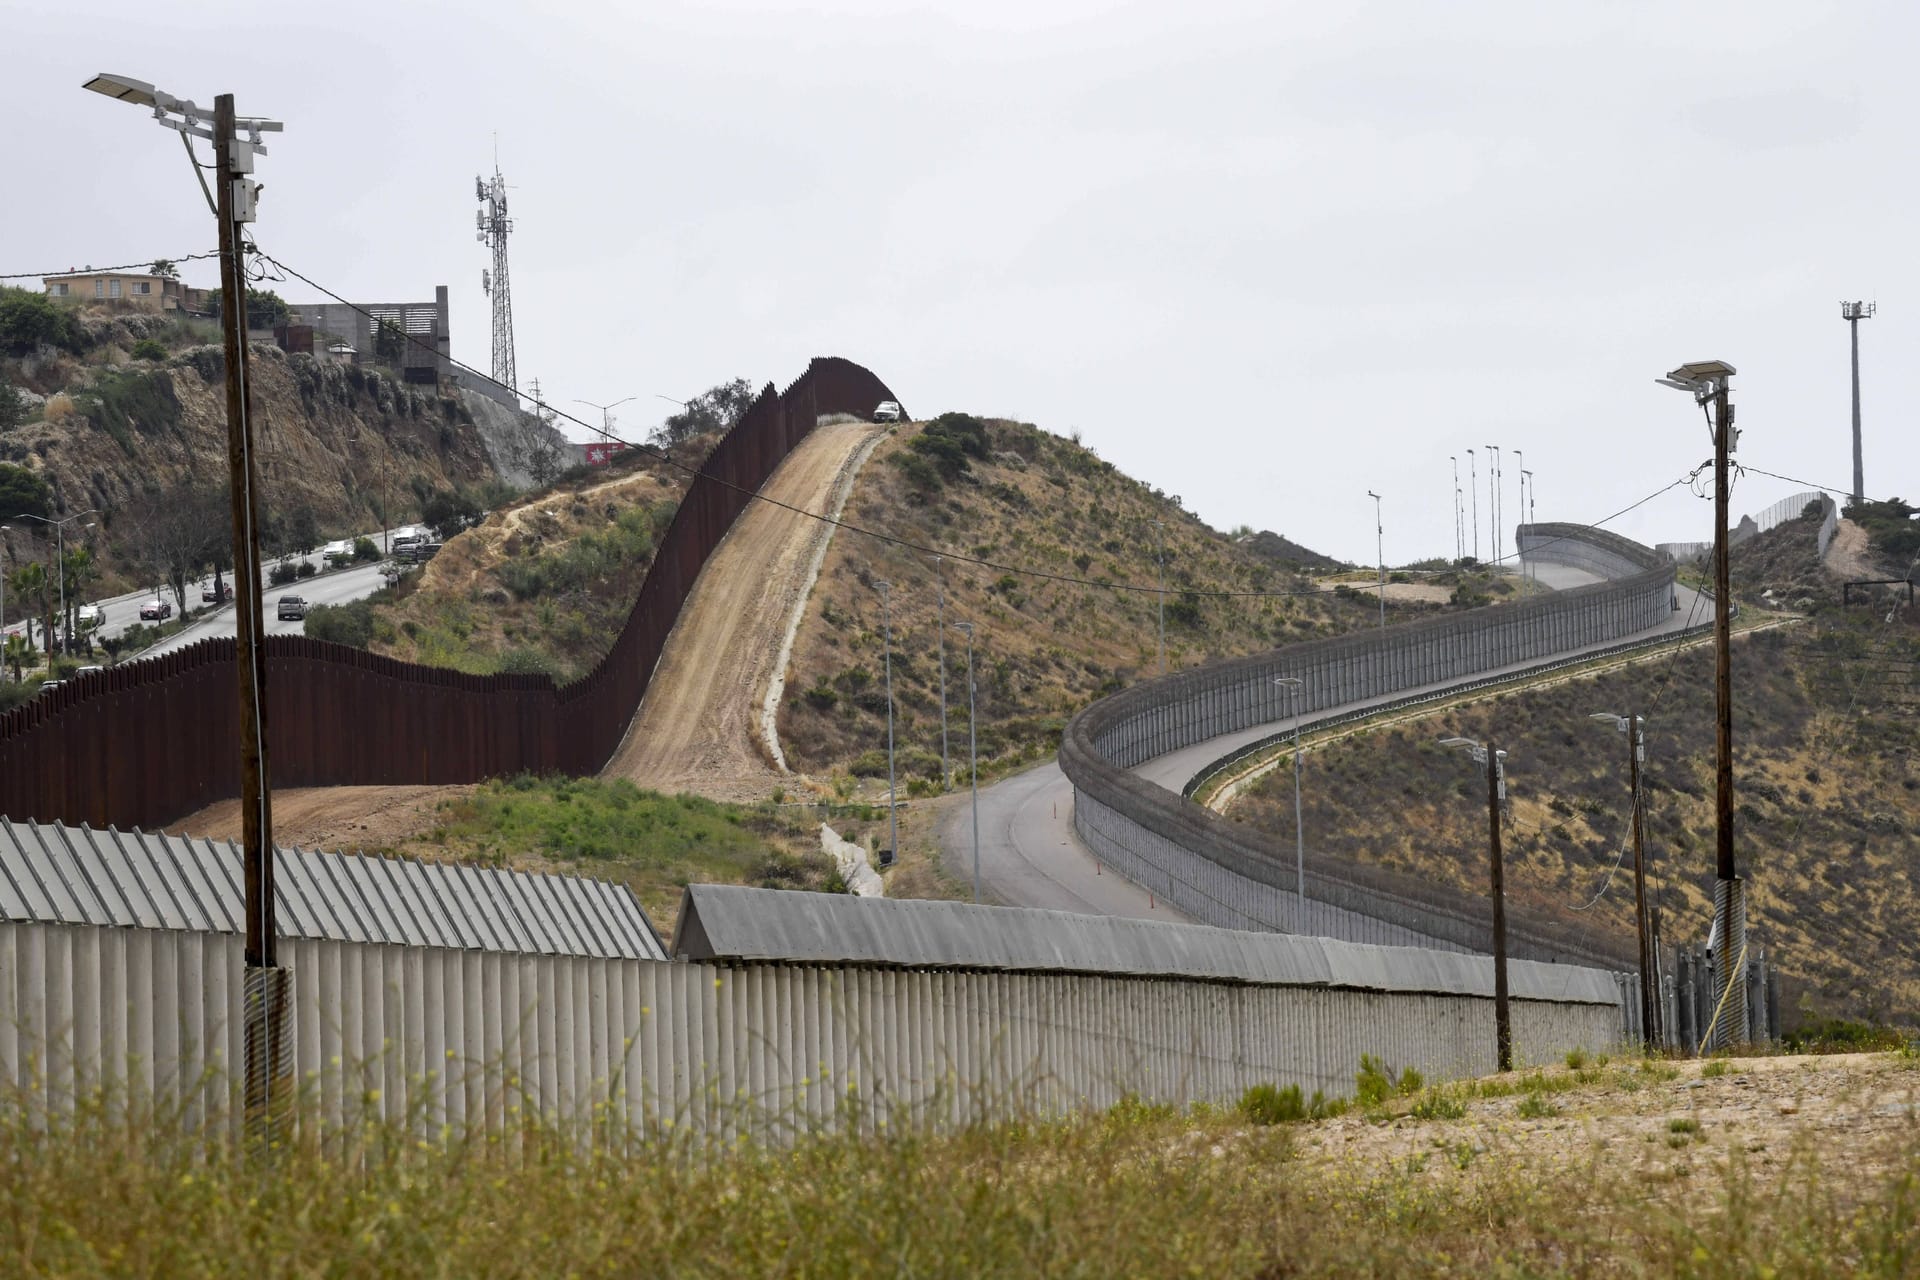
[{"x1": 14, "y1": 342, "x2": 507, "y2": 593}]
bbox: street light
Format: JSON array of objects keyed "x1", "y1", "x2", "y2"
[
  {"x1": 934, "y1": 556, "x2": 949, "y2": 789},
  {"x1": 1513, "y1": 449, "x2": 1525, "y2": 578},
  {"x1": 88, "y1": 70, "x2": 288, "y2": 1140},
  {"x1": 1520, "y1": 468, "x2": 1536, "y2": 583},
  {"x1": 1485, "y1": 444, "x2": 1502, "y2": 566},
  {"x1": 1365, "y1": 491, "x2": 1384, "y2": 630},
  {"x1": 1656, "y1": 357, "x2": 1743, "y2": 1050},
  {"x1": 1151, "y1": 519, "x2": 1167, "y2": 674},
  {"x1": 1272, "y1": 676, "x2": 1306, "y2": 903},
  {"x1": 574, "y1": 396, "x2": 635, "y2": 446},
  {"x1": 1466, "y1": 448, "x2": 1479, "y2": 563},
  {"x1": 1449, "y1": 456, "x2": 1462, "y2": 563},
  {"x1": 10, "y1": 510, "x2": 98, "y2": 654},
  {"x1": 953, "y1": 620, "x2": 980, "y2": 902},
  {"x1": 1439, "y1": 735, "x2": 1512, "y2": 1072},
  {"x1": 874, "y1": 579, "x2": 898, "y2": 870},
  {"x1": 1591, "y1": 710, "x2": 1656, "y2": 1048}
]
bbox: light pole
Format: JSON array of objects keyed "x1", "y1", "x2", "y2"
[
  {"x1": 86, "y1": 70, "x2": 289, "y2": 1139},
  {"x1": 1486, "y1": 444, "x2": 1501, "y2": 567},
  {"x1": 574, "y1": 396, "x2": 635, "y2": 448},
  {"x1": 1151, "y1": 519, "x2": 1167, "y2": 674},
  {"x1": 1591, "y1": 710, "x2": 1656, "y2": 1047},
  {"x1": 1365, "y1": 490, "x2": 1384, "y2": 630},
  {"x1": 1841, "y1": 302, "x2": 1874, "y2": 502},
  {"x1": 1441, "y1": 735, "x2": 1512, "y2": 1072},
  {"x1": 11, "y1": 511, "x2": 98, "y2": 653},
  {"x1": 1273, "y1": 676, "x2": 1306, "y2": 903},
  {"x1": 1448, "y1": 457, "x2": 1457, "y2": 561},
  {"x1": 874, "y1": 579, "x2": 898, "y2": 869},
  {"x1": 1656, "y1": 358, "x2": 1744, "y2": 1050},
  {"x1": 954, "y1": 620, "x2": 980, "y2": 902},
  {"x1": 1466, "y1": 449, "x2": 1479, "y2": 563},
  {"x1": 1513, "y1": 449, "x2": 1524, "y2": 575},
  {"x1": 935, "y1": 556, "x2": 949, "y2": 790},
  {"x1": 1520, "y1": 468, "x2": 1535, "y2": 583}
]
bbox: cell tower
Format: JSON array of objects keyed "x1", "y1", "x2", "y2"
[
  {"x1": 1840, "y1": 300, "x2": 1875, "y2": 502},
  {"x1": 476, "y1": 165, "x2": 516, "y2": 396}
]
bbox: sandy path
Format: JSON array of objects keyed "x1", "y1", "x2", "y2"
[
  {"x1": 602, "y1": 419, "x2": 884, "y2": 802},
  {"x1": 1822, "y1": 517, "x2": 1878, "y2": 580},
  {"x1": 168, "y1": 784, "x2": 470, "y2": 850}
]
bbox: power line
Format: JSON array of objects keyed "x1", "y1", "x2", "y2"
[
  {"x1": 0, "y1": 250, "x2": 221, "y2": 281},
  {"x1": 251, "y1": 246, "x2": 1704, "y2": 605}
]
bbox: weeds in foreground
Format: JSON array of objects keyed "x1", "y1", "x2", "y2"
[{"x1": 5, "y1": 1083, "x2": 1920, "y2": 1278}]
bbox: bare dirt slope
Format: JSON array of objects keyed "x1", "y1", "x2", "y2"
[
  {"x1": 1823, "y1": 517, "x2": 1878, "y2": 580},
  {"x1": 603, "y1": 419, "x2": 884, "y2": 802},
  {"x1": 168, "y1": 784, "x2": 471, "y2": 851}
]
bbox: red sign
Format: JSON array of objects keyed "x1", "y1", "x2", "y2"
[{"x1": 584, "y1": 441, "x2": 629, "y2": 468}]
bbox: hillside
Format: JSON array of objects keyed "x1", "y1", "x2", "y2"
[
  {"x1": 0, "y1": 288, "x2": 559, "y2": 601},
  {"x1": 1225, "y1": 514, "x2": 1920, "y2": 1024},
  {"x1": 774, "y1": 415, "x2": 1506, "y2": 788}
]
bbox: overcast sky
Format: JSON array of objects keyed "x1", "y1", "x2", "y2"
[{"x1": 5, "y1": 1, "x2": 1912, "y2": 564}]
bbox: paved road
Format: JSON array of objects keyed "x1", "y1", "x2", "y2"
[
  {"x1": 944, "y1": 566, "x2": 1707, "y2": 918},
  {"x1": 139, "y1": 558, "x2": 395, "y2": 658}
]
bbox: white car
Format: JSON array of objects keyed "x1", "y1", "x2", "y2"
[{"x1": 874, "y1": 400, "x2": 903, "y2": 423}]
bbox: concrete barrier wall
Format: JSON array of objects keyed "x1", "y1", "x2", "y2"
[
  {"x1": 1060, "y1": 526, "x2": 1675, "y2": 984},
  {"x1": 0, "y1": 923, "x2": 1623, "y2": 1135}
]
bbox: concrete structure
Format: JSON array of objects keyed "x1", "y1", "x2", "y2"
[
  {"x1": 42, "y1": 270, "x2": 208, "y2": 313},
  {"x1": 297, "y1": 286, "x2": 451, "y2": 386}
]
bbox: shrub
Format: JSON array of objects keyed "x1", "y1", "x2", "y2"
[
  {"x1": 294, "y1": 560, "x2": 317, "y2": 579},
  {"x1": 130, "y1": 338, "x2": 168, "y2": 362},
  {"x1": 0, "y1": 382, "x2": 30, "y2": 432},
  {"x1": 1238, "y1": 1083, "x2": 1339, "y2": 1125},
  {"x1": 43, "y1": 393, "x2": 79, "y2": 423},
  {"x1": 1355, "y1": 1054, "x2": 1394, "y2": 1106},
  {"x1": 78, "y1": 367, "x2": 182, "y2": 456},
  {"x1": 268, "y1": 562, "x2": 297, "y2": 586},
  {"x1": 1408, "y1": 1091, "x2": 1466, "y2": 1121},
  {"x1": 1516, "y1": 1093, "x2": 1560, "y2": 1119},
  {"x1": 353, "y1": 536, "x2": 380, "y2": 562},
  {"x1": 0, "y1": 463, "x2": 51, "y2": 522},
  {"x1": 0, "y1": 286, "x2": 88, "y2": 356},
  {"x1": 303, "y1": 599, "x2": 374, "y2": 648}
]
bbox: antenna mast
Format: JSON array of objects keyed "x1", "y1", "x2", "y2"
[{"x1": 476, "y1": 163, "x2": 517, "y2": 397}]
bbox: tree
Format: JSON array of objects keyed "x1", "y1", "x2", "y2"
[
  {"x1": 150, "y1": 259, "x2": 180, "y2": 279},
  {"x1": 373, "y1": 317, "x2": 406, "y2": 363},
  {"x1": 420, "y1": 487, "x2": 482, "y2": 540},
  {"x1": 652, "y1": 377, "x2": 760, "y2": 447},
  {"x1": 9, "y1": 561, "x2": 49, "y2": 657},
  {"x1": 0, "y1": 464, "x2": 49, "y2": 523},
  {"x1": 207, "y1": 287, "x2": 290, "y2": 331},
  {"x1": 3, "y1": 633, "x2": 28, "y2": 682},
  {"x1": 128, "y1": 486, "x2": 227, "y2": 614},
  {"x1": 0, "y1": 383, "x2": 28, "y2": 433},
  {"x1": 0, "y1": 287, "x2": 87, "y2": 357},
  {"x1": 60, "y1": 545, "x2": 97, "y2": 652},
  {"x1": 510, "y1": 396, "x2": 569, "y2": 489}
]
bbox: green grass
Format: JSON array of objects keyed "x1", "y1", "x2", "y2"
[
  {"x1": 413, "y1": 775, "x2": 840, "y2": 927},
  {"x1": 7, "y1": 1085, "x2": 1920, "y2": 1277}
]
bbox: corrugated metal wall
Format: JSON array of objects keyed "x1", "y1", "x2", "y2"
[
  {"x1": 0, "y1": 923, "x2": 1621, "y2": 1136},
  {"x1": 0, "y1": 358, "x2": 902, "y2": 833}
]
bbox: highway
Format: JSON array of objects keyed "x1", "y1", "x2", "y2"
[
  {"x1": 138, "y1": 557, "x2": 396, "y2": 658},
  {"x1": 943, "y1": 567, "x2": 1707, "y2": 919}
]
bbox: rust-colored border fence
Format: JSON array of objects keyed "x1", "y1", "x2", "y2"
[{"x1": 0, "y1": 357, "x2": 901, "y2": 831}]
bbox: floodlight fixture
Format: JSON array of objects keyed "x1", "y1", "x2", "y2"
[
  {"x1": 1840, "y1": 301, "x2": 1876, "y2": 322},
  {"x1": 83, "y1": 73, "x2": 161, "y2": 109}
]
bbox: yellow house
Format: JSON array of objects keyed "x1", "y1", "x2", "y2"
[{"x1": 42, "y1": 271, "x2": 209, "y2": 313}]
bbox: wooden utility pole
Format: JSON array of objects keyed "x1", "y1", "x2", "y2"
[
  {"x1": 215, "y1": 94, "x2": 276, "y2": 969},
  {"x1": 1627, "y1": 710, "x2": 1655, "y2": 1047},
  {"x1": 1708, "y1": 377, "x2": 1746, "y2": 1045},
  {"x1": 1486, "y1": 743, "x2": 1512, "y2": 1073}
]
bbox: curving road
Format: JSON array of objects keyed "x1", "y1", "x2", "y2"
[{"x1": 943, "y1": 565, "x2": 1706, "y2": 918}]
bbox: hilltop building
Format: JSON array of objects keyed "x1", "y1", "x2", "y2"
[{"x1": 42, "y1": 269, "x2": 209, "y2": 313}]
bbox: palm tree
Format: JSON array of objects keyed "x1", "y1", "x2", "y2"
[
  {"x1": 3, "y1": 633, "x2": 29, "y2": 683},
  {"x1": 61, "y1": 545, "x2": 95, "y2": 650},
  {"x1": 9, "y1": 562, "x2": 48, "y2": 657}
]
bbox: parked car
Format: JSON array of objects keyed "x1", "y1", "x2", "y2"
[
  {"x1": 201, "y1": 580, "x2": 231, "y2": 605},
  {"x1": 276, "y1": 595, "x2": 308, "y2": 622},
  {"x1": 139, "y1": 597, "x2": 173, "y2": 621},
  {"x1": 874, "y1": 400, "x2": 903, "y2": 422}
]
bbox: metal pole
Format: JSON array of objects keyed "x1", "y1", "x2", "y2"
[
  {"x1": 1467, "y1": 450, "x2": 1479, "y2": 562},
  {"x1": 1488, "y1": 744, "x2": 1512, "y2": 1072},
  {"x1": 54, "y1": 520, "x2": 66, "y2": 656},
  {"x1": 1487, "y1": 445, "x2": 1500, "y2": 567},
  {"x1": 1848, "y1": 308, "x2": 1864, "y2": 502},
  {"x1": 935, "y1": 557, "x2": 949, "y2": 790},
  {"x1": 215, "y1": 95, "x2": 276, "y2": 969},
  {"x1": 1291, "y1": 684, "x2": 1305, "y2": 900},
  {"x1": 877, "y1": 580, "x2": 897, "y2": 867},
  {"x1": 1708, "y1": 379, "x2": 1746, "y2": 1047},
  {"x1": 1368, "y1": 491, "x2": 1384, "y2": 630},
  {"x1": 1628, "y1": 709, "x2": 1655, "y2": 1047},
  {"x1": 960, "y1": 622, "x2": 979, "y2": 902},
  {"x1": 1154, "y1": 520, "x2": 1166, "y2": 674},
  {"x1": 1450, "y1": 456, "x2": 1461, "y2": 562}
]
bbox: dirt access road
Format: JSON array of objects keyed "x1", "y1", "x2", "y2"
[{"x1": 603, "y1": 418, "x2": 885, "y2": 803}]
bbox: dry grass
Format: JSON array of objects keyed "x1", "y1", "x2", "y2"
[{"x1": 8, "y1": 1052, "x2": 1920, "y2": 1276}]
